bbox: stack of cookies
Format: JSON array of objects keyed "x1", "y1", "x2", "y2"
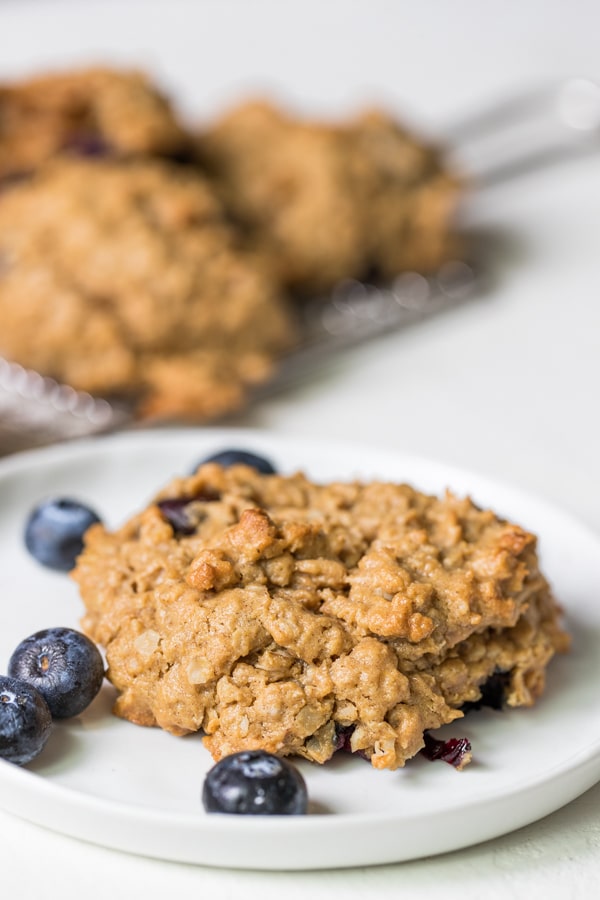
[{"x1": 0, "y1": 67, "x2": 461, "y2": 420}]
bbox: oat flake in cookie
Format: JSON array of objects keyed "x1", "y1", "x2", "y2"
[
  {"x1": 72, "y1": 464, "x2": 569, "y2": 771},
  {"x1": 0, "y1": 158, "x2": 294, "y2": 420}
]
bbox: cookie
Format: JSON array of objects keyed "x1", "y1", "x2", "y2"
[
  {"x1": 0, "y1": 66, "x2": 189, "y2": 180},
  {"x1": 72, "y1": 463, "x2": 568, "y2": 771},
  {"x1": 197, "y1": 101, "x2": 462, "y2": 293},
  {"x1": 0, "y1": 158, "x2": 294, "y2": 419}
]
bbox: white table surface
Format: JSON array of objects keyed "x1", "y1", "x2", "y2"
[{"x1": 1, "y1": 0, "x2": 599, "y2": 896}]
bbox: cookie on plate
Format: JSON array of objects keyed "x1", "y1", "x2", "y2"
[
  {"x1": 197, "y1": 101, "x2": 462, "y2": 293},
  {"x1": 0, "y1": 66, "x2": 189, "y2": 180},
  {"x1": 0, "y1": 158, "x2": 294, "y2": 420},
  {"x1": 73, "y1": 463, "x2": 569, "y2": 771}
]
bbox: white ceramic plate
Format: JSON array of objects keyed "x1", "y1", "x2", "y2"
[{"x1": 0, "y1": 428, "x2": 599, "y2": 870}]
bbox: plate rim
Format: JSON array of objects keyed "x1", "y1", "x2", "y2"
[{"x1": 0, "y1": 427, "x2": 599, "y2": 868}]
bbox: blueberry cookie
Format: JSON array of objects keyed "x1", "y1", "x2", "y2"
[
  {"x1": 0, "y1": 66, "x2": 189, "y2": 181},
  {"x1": 0, "y1": 158, "x2": 294, "y2": 419},
  {"x1": 197, "y1": 101, "x2": 462, "y2": 293},
  {"x1": 72, "y1": 464, "x2": 568, "y2": 770}
]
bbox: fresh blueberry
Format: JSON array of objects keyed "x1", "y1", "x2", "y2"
[
  {"x1": 197, "y1": 449, "x2": 276, "y2": 475},
  {"x1": 0, "y1": 676, "x2": 53, "y2": 766},
  {"x1": 202, "y1": 750, "x2": 308, "y2": 815},
  {"x1": 24, "y1": 498, "x2": 101, "y2": 571},
  {"x1": 8, "y1": 627, "x2": 105, "y2": 719},
  {"x1": 420, "y1": 733, "x2": 472, "y2": 769}
]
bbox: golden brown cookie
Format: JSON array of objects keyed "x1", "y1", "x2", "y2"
[
  {"x1": 0, "y1": 158, "x2": 294, "y2": 419},
  {"x1": 73, "y1": 463, "x2": 568, "y2": 771},
  {"x1": 197, "y1": 101, "x2": 462, "y2": 293},
  {"x1": 0, "y1": 66, "x2": 189, "y2": 180}
]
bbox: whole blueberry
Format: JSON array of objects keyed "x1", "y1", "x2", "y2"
[
  {"x1": 24, "y1": 497, "x2": 101, "y2": 571},
  {"x1": 202, "y1": 750, "x2": 308, "y2": 815},
  {"x1": 197, "y1": 449, "x2": 276, "y2": 475},
  {"x1": 8, "y1": 627, "x2": 105, "y2": 719},
  {"x1": 0, "y1": 676, "x2": 53, "y2": 766}
]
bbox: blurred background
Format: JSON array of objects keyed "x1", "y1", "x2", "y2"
[{"x1": 1, "y1": 0, "x2": 599, "y2": 526}]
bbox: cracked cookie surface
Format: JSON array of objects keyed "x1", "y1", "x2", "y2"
[{"x1": 73, "y1": 464, "x2": 568, "y2": 771}]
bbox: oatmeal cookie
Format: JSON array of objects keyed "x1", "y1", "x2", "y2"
[
  {"x1": 0, "y1": 158, "x2": 294, "y2": 419},
  {"x1": 0, "y1": 66, "x2": 189, "y2": 180},
  {"x1": 197, "y1": 101, "x2": 462, "y2": 292},
  {"x1": 73, "y1": 464, "x2": 568, "y2": 771}
]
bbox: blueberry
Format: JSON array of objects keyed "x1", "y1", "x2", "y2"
[
  {"x1": 202, "y1": 750, "x2": 308, "y2": 815},
  {"x1": 420, "y1": 733, "x2": 472, "y2": 769},
  {"x1": 157, "y1": 488, "x2": 221, "y2": 536},
  {"x1": 461, "y1": 669, "x2": 511, "y2": 714},
  {"x1": 24, "y1": 498, "x2": 101, "y2": 571},
  {"x1": 0, "y1": 676, "x2": 53, "y2": 766},
  {"x1": 156, "y1": 497, "x2": 198, "y2": 535},
  {"x1": 63, "y1": 132, "x2": 112, "y2": 157},
  {"x1": 197, "y1": 449, "x2": 276, "y2": 475},
  {"x1": 8, "y1": 627, "x2": 105, "y2": 719}
]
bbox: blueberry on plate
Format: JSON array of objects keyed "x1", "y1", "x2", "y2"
[
  {"x1": 202, "y1": 750, "x2": 308, "y2": 815},
  {"x1": 8, "y1": 627, "x2": 105, "y2": 719},
  {"x1": 24, "y1": 497, "x2": 101, "y2": 571},
  {"x1": 0, "y1": 676, "x2": 53, "y2": 766},
  {"x1": 197, "y1": 449, "x2": 276, "y2": 475}
]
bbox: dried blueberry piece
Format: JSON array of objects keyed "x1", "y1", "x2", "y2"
[
  {"x1": 63, "y1": 133, "x2": 113, "y2": 157},
  {"x1": 333, "y1": 724, "x2": 370, "y2": 761},
  {"x1": 334, "y1": 723, "x2": 355, "y2": 753},
  {"x1": 156, "y1": 497, "x2": 197, "y2": 535},
  {"x1": 0, "y1": 676, "x2": 53, "y2": 766},
  {"x1": 202, "y1": 750, "x2": 308, "y2": 815},
  {"x1": 24, "y1": 497, "x2": 101, "y2": 571},
  {"x1": 462, "y1": 670, "x2": 511, "y2": 714},
  {"x1": 197, "y1": 449, "x2": 276, "y2": 474},
  {"x1": 420, "y1": 732, "x2": 472, "y2": 769},
  {"x1": 8, "y1": 627, "x2": 105, "y2": 719},
  {"x1": 157, "y1": 488, "x2": 220, "y2": 535}
]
